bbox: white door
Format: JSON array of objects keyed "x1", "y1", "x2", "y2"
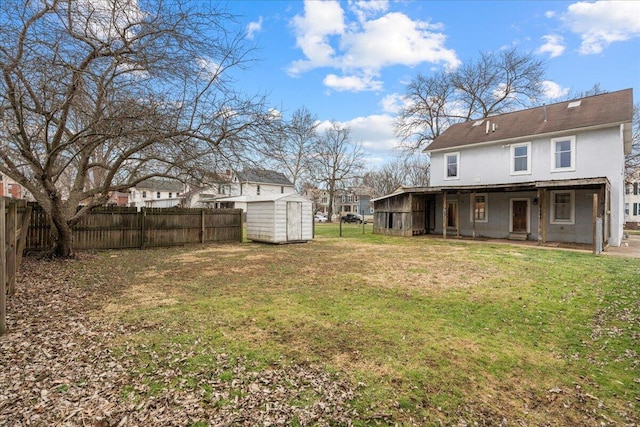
[{"x1": 287, "y1": 202, "x2": 302, "y2": 241}]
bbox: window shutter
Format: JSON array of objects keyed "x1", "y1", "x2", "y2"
[{"x1": 635, "y1": 203, "x2": 639, "y2": 216}]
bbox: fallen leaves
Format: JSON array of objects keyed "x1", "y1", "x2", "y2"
[{"x1": 0, "y1": 256, "x2": 358, "y2": 426}]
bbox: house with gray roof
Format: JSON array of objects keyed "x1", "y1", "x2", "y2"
[{"x1": 372, "y1": 89, "x2": 634, "y2": 249}]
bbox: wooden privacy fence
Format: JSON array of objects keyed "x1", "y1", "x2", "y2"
[
  {"x1": 1, "y1": 198, "x2": 33, "y2": 336},
  {"x1": 25, "y1": 205, "x2": 243, "y2": 252}
]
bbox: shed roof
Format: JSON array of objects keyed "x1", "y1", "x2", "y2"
[
  {"x1": 216, "y1": 193, "x2": 310, "y2": 203},
  {"x1": 426, "y1": 88, "x2": 633, "y2": 153}
]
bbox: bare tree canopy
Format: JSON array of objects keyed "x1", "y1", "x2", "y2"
[
  {"x1": 0, "y1": 0, "x2": 273, "y2": 256},
  {"x1": 395, "y1": 46, "x2": 546, "y2": 154},
  {"x1": 363, "y1": 156, "x2": 430, "y2": 197},
  {"x1": 310, "y1": 122, "x2": 364, "y2": 221},
  {"x1": 254, "y1": 106, "x2": 319, "y2": 191}
]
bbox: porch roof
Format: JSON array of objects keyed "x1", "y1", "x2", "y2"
[{"x1": 371, "y1": 177, "x2": 609, "y2": 202}]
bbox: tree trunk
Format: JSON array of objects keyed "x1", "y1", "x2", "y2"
[{"x1": 50, "y1": 208, "x2": 74, "y2": 258}]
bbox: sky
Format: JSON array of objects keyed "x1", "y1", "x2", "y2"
[{"x1": 224, "y1": 0, "x2": 640, "y2": 168}]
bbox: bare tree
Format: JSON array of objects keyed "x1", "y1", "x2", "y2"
[
  {"x1": 363, "y1": 156, "x2": 430, "y2": 197},
  {"x1": 396, "y1": 46, "x2": 546, "y2": 154},
  {"x1": 627, "y1": 103, "x2": 640, "y2": 178},
  {"x1": 0, "y1": 0, "x2": 273, "y2": 256},
  {"x1": 310, "y1": 122, "x2": 364, "y2": 221},
  {"x1": 258, "y1": 106, "x2": 319, "y2": 191}
]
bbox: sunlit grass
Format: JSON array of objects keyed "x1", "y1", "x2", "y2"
[{"x1": 95, "y1": 227, "x2": 640, "y2": 425}]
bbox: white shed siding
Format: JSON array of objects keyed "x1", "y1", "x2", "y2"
[{"x1": 245, "y1": 194, "x2": 313, "y2": 243}]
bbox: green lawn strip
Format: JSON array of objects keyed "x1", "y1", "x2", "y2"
[{"x1": 100, "y1": 234, "x2": 639, "y2": 424}]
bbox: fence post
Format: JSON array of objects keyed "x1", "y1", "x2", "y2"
[
  {"x1": 15, "y1": 205, "x2": 32, "y2": 270},
  {"x1": 201, "y1": 209, "x2": 205, "y2": 243},
  {"x1": 140, "y1": 207, "x2": 147, "y2": 250},
  {"x1": 1, "y1": 198, "x2": 7, "y2": 336},
  {"x1": 6, "y1": 201, "x2": 17, "y2": 296}
]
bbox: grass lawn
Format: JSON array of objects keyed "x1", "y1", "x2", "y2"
[{"x1": 89, "y1": 222, "x2": 638, "y2": 425}]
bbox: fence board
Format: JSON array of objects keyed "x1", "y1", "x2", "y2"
[
  {"x1": 25, "y1": 206, "x2": 242, "y2": 251},
  {"x1": 1, "y1": 198, "x2": 6, "y2": 335}
]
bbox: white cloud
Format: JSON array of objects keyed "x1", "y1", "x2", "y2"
[
  {"x1": 380, "y1": 93, "x2": 404, "y2": 114},
  {"x1": 288, "y1": 0, "x2": 345, "y2": 75},
  {"x1": 348, "y1": 0, "x2": 389, "y2": 23},
  {"x1": 323, "y1": 73, "x2": 383, "y2": 92},
  {"x1": 288, "y1": 0, "x2": 459, "y2": 92},
  {"x1": 537, "y1": 34, "x2": 566, "y2": 58},
  {"x1": 71, "y1": 0, "x2": 142, "y2": 43},
  {"x1": 247, "y1": 17, "x2": 263, "y2": 40},
  {"x1": 318, "y1": 114, "x2": 400, "y2": 157},
  {"x1": 561, "y1": 1, "x2": 640, "y2": 54},
  {"x1": 541, "y1": 80, "x2": 570, "y2": 99}
]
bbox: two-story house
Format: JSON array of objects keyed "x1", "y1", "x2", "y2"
[
  {"x1": 625, "y1": 173, "x2": 640, "y2": 229},
  {"x1": 213, "y1": 169, "x2": 295, "y2": 213},
  {"x1": 373, "y1": 89, "x2": 633, "y2": 248},
  {"x1": 128, "y1": 178, "x2": 185, "y2": 209}
]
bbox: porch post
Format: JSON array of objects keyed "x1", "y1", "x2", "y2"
[
  {"x1": 592, "y1": 193, "x2": 598, "y2": 255},
  {"x1": 540, "y1": 189, "x2": 547, "y2": 244},
  {"x1": 442, "y1": 192, "x2": 447, "y2": 240},
  {"x1": 471, "y1": 192, "x2": 476, "y2": 239},
  {"x1": 456, "y1": 191, "x2": 461, "y2": 238},
  {"x1": 536, "y1": 188, "x2": 542, "y2": 246}
]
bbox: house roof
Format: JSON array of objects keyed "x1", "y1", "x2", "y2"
[
  {"x1": 425, "y1": 88, "x2": 634, "y2": 153},
  {"x1": 237, "y1": 169, "x2": 293, "y2": 186},
  {"x1": 134, "y1": 178, "x2": 183, "y2": 192}
]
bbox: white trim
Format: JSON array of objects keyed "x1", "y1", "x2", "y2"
[
  {"x1": 510, "y1": 142, "x2": 531, "y2": 175},
  {"x1": 509, "y1": 198, "x2": 530, "y2": 233},
  {"x1": 469, "y1": 193, "x2": 488, "y2": 223},
  {"x1": 444, "y1": 152, "x2": 460, "y2": 180},
  {"x1": 550, "y1": 190, "x2": 575, "y2": 225},
  {"x1": 550, "y1": 135, "x2": 576, "y2": 172}
]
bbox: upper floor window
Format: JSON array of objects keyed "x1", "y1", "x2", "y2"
[
  {"x1": 281, "y1": 186, "x2": 284, "y2": 194},
  {"x1": 142, "y1": 191, "x2": 147, "y2": 198},
  {"x1": 626, "y1": 184, "x2": 632, "y2": 195},
  {"x1": 156, "y1": 192, "x2": 161, "y2": 199},
  {"x1": 550, "y1": 190, "x2": 575, "y2": 225},
  {"x1": 551, "y1": 136, "x2": 576, "y2": 172},
  {"x1": 510, "y1": 142, "x2": 531, "y2": 175},
  {"x1": 256, "y1": 185, "x2": 261, "y2": 195},
  {"x1": 444, "y1": 152, "x2": 459, "y2": 180},
  {"x1": 169, "y1": 193, "x2": 172, "y2": 198},
  {"x1": 635, "y1": 183, "x2": 639, "y2": 195}
]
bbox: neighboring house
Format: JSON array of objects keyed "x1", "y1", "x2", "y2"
[
  {"x1": 215, "y1": 169, "x2": 295, "y2": 213},
  {"x1": 0, "y1": 173, "x2": 27, "y2": 199},
  {"x1": 301, "y1": 187, "x2": 330, "y2": 215},
  {"x1": 624, "y1": 177, "x2": 640, "y2": 229},
  {"x1": 183, "y1": 170, "x2": 236, "y2": 208},
  {"x1": 373, "y1": 89, "x2": 634, "y2": 248},
  {"x1": 336, "y1": 187, "x2": 375, "y2": 218},
  {"x1": 128, "y1": 178, "x2": 184, "y2": 209}
]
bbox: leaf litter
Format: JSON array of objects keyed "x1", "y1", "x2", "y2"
[{"x1": 0, "y1": 255, "x2": 358, "y2": 426}]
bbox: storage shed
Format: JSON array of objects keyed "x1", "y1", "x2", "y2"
[{"x1": 245, "y1": 193, "x2": 313, "y2": 244}]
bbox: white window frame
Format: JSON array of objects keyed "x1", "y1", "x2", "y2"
[
  {"x1": 550, "y1": 136, "x2": 576, "y2": 172},
  {"x1": 444, "y1": 152, "x2": 460, "y2": 180},
  {"x1": 510, "y1": 142, "x2": 531, "y2": 175},
  {"x1": 550, "y1": 190, "x2": 575, "y2": 225},
  {"x1": 469, "y1": 193, "x2": 488, "y2": 223}
]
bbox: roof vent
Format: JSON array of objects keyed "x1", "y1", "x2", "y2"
[{"x1": 567, "y1": 100, "x2": 581, "y2": 109}]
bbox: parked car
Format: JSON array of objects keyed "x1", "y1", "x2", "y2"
[
  {"x1": 341, "y1": 213, "x2": 366, "y2": 224},
  {"x1": 314, "y1": 213, "x2": 328, "y2": 222}
]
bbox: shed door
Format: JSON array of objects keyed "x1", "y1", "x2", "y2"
[{"x1": 287, "y1": 201, "x2": 303, "y2": 241}]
